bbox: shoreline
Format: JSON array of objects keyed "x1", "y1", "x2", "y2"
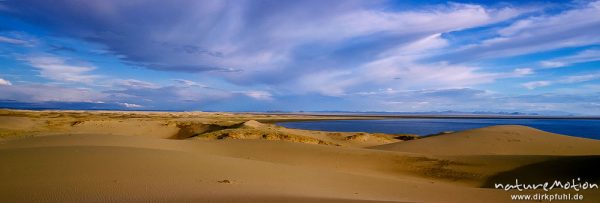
[
  {"x1": 3, "y1": 108, "x2": 600, "y2": 120},
  {"x1": 259, "y1": 112, "x2": 600, "y2": 120}
]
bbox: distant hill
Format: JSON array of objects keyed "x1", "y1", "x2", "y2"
[{"x1": 269, "y1": 110, "x2": 580, "y2": 116}]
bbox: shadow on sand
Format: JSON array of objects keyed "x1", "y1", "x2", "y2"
[{"x1": 482, "y1": 156, "x2": 600, "y2": 188}]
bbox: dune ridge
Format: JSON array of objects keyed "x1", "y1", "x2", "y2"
[{"x1": 371, "y1": 125, "x2": 600, "y2": 155}]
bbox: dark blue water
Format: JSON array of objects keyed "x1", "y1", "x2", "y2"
[{"x1": 277, "y1": 119, "x2": 600, "y2": 140}]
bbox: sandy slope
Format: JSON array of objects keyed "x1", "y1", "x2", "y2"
[
  {"x1": 2, "y1": 133, "x2": 599, "y2": 202},
  {"x1": 371, "y1": 125, "x2": 600, "y2": 155},
  {"x1": 0, "y1": 134, "x2": 511, "y2": 203}
]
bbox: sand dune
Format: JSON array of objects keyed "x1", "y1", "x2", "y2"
[
  {"x1": 371, "y1": 125, "x2": 600, "y2": 155},
  {"x1": 1, "y1": 110, "x2": 600, "y2": 202},
  {"x1": 2, "y1": 134, "x2": 598, "y2": 202},
  {"x1": 0, "y1": 134, "x2": 511, "y2": 203},
  {"x1": 192, "y1": 120, "x2": 414, "y2": 147},
  {"x1": 0, "y1": 110, "x2": 406, "y2": 147}
]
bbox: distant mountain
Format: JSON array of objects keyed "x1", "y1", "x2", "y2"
[
  {"x1": 0, "y1": 100, "x2": 582, "y2": 116},
  {"x1": 278, "y1": 110, "x2": 581, "y2": 116},
  {"x1": 0, "y1": 100, "x2": 121, "y2": 110}
]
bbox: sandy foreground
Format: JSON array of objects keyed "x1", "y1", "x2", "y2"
[{"x1": 1, "y1": 109, "x2": 599, "y2": 202}]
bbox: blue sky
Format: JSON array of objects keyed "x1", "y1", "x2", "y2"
[{"x1": 0, "y1": 0, "x2": 599, "y2": 114}]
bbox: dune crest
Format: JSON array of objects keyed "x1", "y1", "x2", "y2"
[
  {"x1": 371, "y1": 125, "x2": 600, "y2": 155},
  {"x1": 192, "y1": 120, "x2": 340, "y2": 145}
]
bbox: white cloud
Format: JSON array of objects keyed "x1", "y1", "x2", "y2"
[
  {"x1": 281, "y1": 3, "x2": 524, "y2": 42},
  {"x1": 444, "y1": 1, "x2": 600, "y2": 61},
  {"x1": 119, "y1": 102, "x2": 143, "y2": 108},
  {"x1": 0, "y1": 78, "x2": 12, "y2": 86},
  {"x1": 242, "y1": 91, "x2": 273, "y2": 101},
  {"x1": 512, "y1": 68, "x2": 534, "y2": 76},
  {"x1": 562, "y1": 73, "x2": 600, "y2": 83},
  {"x1": 522, "y1": 81, "x2": 551, "y2": 89},
  {"x1": 0, "y1": 84, "x2": 106, "y2": 102},
  {"x1": 540, "y1": 49, "x2": 600, "y2": 68},
  {"x1": 172, "y1": 79, "x2": 208, "y2": 88},
  {"x1": 115, "y1": 79, "x2": 159, "y2": 89},
  {"x1": 351, "y1": 49, "x2": 532, "y2": 94},
  {"x1": 390, "y1": 33, "x2": 449, "y2": 56},
  {"x1": 295, "y1": 70, "x2": 359, "y2": 96},
  {"x1": 289, "y1": 33, "x2": 535, "y2": 97},
  {"x1": 4, "y1": 1, "x2": 532, "y2": 89},
  {"x1": 0, "y1": 35, "x2": 29, "y2": 45},
  {"x1": 540, "y1": 61, "x2": 567, "y2": 68},
  {"x1": 25, "y1": 56, "x2": 99, "y2": 84},
  {"x1": 293, "y1": 61, "x2": 530, "y2": 97},
  {"x1": 521, "y1": 72, "x2": 600, "y2": 89}
]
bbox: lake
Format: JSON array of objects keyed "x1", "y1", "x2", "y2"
[{"x1": 277, "y1": 118, "x2": 600, "y2": 140}]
